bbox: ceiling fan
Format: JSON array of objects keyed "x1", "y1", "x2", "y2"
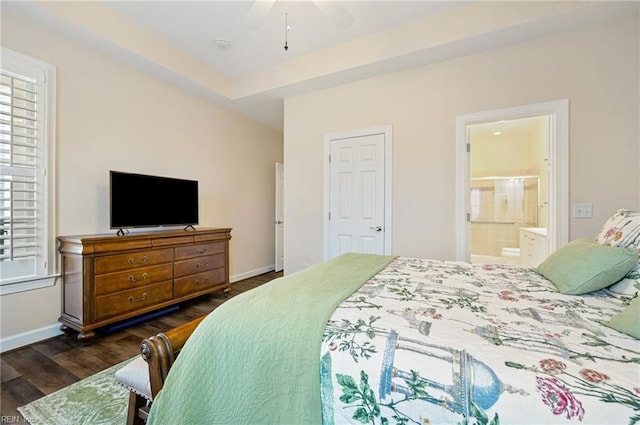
[{"x1": 243, "y1": 0, "x2": 355, "y2": 30}]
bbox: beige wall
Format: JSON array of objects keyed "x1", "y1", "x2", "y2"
[
  {"x1": 283, "y1": 17, "x2": 639, "y2": 273},
  {"x1": 1, "y1": 13, "x2": 283, "y2": 343}
]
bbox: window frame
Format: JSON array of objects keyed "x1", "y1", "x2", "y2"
[{"x1": 0, "y1": 47, "x2": 57, "y2": 295}]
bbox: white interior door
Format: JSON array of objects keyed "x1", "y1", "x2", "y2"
[
  {"x1": 328, "y1": 133, "x2": 386, "y2": 258},
  {"x1": 275, "y1": 162, "x2": 284, "y2": 272}
]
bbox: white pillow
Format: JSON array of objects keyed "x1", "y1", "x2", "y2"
[{"x1": 606, "y1": 262, "x2": 640, "y2": 298}]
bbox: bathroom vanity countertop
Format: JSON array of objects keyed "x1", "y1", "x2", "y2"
[{"x1": 521, "y1": 227, "x2": 547, "y2": 237}]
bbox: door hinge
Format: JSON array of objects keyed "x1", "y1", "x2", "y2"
[
  {"x1": 467, "y1": 213, "x2": 471, "y2": 222},
  {"x1": 467, "y1": 143, "x2": 471, "y2": 153},
  {"x1": 328, "y1": 154, "x2": 331, "y2": 163},
  {"x1": 328, "y1": 211, "x2": 331, "y2": 220}
]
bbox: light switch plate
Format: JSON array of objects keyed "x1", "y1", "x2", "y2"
[{"x1": 573, "y1": 203, "x2": 593, "y2": 218}]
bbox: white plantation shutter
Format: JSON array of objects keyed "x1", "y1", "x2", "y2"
[{"x1": 0, "y1": 48, "x2": 56, "y2": 292}]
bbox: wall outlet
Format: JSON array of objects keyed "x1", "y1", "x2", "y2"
[{"x1": 573, "y1": 203, "x2": 593, "y2": 218}]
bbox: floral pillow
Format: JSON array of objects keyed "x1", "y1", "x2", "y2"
[
  {"x1": 596, "y1": 209, "x2": 640, "y2": 248},
  {"x1": 596, "y1": 209, "x2": 640, "y2": 298}
]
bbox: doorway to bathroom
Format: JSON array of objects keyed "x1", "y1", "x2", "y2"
[
  {"x1": 468, "y1": 116, "x2": 548, "y2": 265},
  {"x1": 455, "y1": 100, "x2": 569, "y2": 266}
]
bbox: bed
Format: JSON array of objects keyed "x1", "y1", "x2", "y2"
[{"x1": 143, "y1": 210, "x2": 640, "y2": 425}]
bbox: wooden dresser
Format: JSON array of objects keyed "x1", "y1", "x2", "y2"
[{"x1": 57, "y1": 227, "x2": 231, "y2": 342}]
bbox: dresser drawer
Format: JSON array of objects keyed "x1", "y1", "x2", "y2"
[
  {"x1": 94, "y1": 264, "x2": 173, "y2": 296},
  {"x1": 95, "y1": 248, "x2": 173, "y2": 274},
  {"x1": 174, "y1": 269, "x2": 226, "y2": 297},
  {"x1": 95, "y1": 281, "x2": 173, "y2": 321},
  {"x1": 174, "y1": 253, "x2": 225, "y2": 277},
  {"x1": 175, "y1": 241, "x2": 225, "y2": 260}
]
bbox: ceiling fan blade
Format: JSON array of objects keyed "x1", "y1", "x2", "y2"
[
  {"x1": 244, "y1": 0, "x2": 276, "y2": 29},
  {"x1": 313, "y1": 0, "x2": 354, "y2": 29}
]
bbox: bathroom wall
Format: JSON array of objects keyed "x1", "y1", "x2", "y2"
[{"x1": 470, "y1": 176, "x2": 540, "y2": 256}]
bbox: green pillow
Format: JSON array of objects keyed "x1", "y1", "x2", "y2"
[
  {"x1": 537, "y1": 238, "x2": 637, "y2": 295},
  {"x1": 608, "y1": 297, "x2": 640, "y2": 339}
]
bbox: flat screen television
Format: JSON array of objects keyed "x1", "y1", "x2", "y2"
[{"x1": 110, "y1": 171, "x2": 199, "y2": 230}]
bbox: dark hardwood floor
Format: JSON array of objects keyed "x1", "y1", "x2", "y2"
[{"x1": 0, "y1": 270, "x2": 281, "y2": 422}]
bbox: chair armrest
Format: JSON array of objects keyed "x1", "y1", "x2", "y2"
[{"x1": 140, "y1": 315, "x2": 206, "y2": 398}]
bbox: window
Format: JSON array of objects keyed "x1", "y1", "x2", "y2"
[{"x1": 0, "y1": 47, "x2": 56, "y2": 295}]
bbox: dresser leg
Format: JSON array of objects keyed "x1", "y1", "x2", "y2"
[
  {"x1": 222, "y1": 286, "x2": 231, "y2": 298},
  {"x1": 60, "y1": 324, "x2": 75, "y2": 336},
  {"x1": 77, "y1": 330, "x2": 96, "y2": 344}
]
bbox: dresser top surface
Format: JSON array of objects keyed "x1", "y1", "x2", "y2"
[{"x1": 58, "y1": 227, "x2": 232, "y2": 243}]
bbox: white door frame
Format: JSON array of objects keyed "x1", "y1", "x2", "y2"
[
  {"x1": 455, "y1": 100, "x2": 569, "y2": 261},
  {"x1": 275, "y1": 162, "x2": 284, "y2": 272},
  {"x1": 323, "y1": 125, "x2": 393, "y2": 260}
]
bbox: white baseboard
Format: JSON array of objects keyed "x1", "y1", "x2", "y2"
[
  {"x1": 1, "y1": 265, "x2": 276, "y2": 353},
  {"x1": 1, "y1": 323, "x2": 63, "y2": 353},
  {"x1": 230, "y1": 264, "x2": 275, "y2": 283}
]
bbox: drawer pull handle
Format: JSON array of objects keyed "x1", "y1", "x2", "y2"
[
  {"x1": 128, "y1": 293, "x2": 148, "y2": 303},
  {"x1": 128, "y1": 273, "x2": 148, "y2": 282},
  {"x1": 196, "y1": 262, "x2": 209, "y2": 269},
  {"x1": 127, "y1": 256, "x2": 148, "y2": 265},
  {"x1": 194, "y1": 278, "x2": 209, "y2": 286},
  {"x1": 195, "y1": 247, "x2": 208, "y2": 254}
]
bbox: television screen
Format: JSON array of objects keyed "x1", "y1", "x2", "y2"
[{"x1": 110, "y1": 171, "x2": 199, "y2": 229}]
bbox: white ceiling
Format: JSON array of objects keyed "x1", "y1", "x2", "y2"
[
  {"x1": 3, "y1": 1, "x2": 638, "y2": 131},
  {"x1": 470, "y1": 116, "x2": 547, "y2": 141},
  {"x1": 103, "y1": 1, "x2": 464, "y2": 79}
]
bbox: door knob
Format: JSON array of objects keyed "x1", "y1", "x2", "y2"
[
  {"x1": 369, "y1": 226, "x2": 383, "y2": 232},
  {"x1": 275, "y1": 220, "x2": 284, "y2": 224}
]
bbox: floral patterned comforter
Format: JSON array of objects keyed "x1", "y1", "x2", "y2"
[{"x1": 320, "y1": 257, "x2": 640, "y2": 425}]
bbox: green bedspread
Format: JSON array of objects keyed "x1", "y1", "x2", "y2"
[{"x1": 147, "y1": 253, "x2": 396, "y2": 425}]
